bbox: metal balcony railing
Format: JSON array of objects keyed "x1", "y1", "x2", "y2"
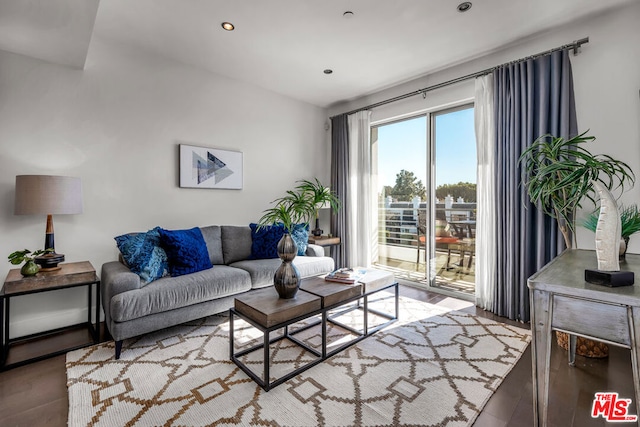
[{"x1": 377, "y1": 203, "x2": 476, "y2": 249}]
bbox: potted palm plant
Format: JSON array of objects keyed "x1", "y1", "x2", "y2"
[
  {"x1": 519, "y1": 131, "x2": 635, "y2": 358},
  {"x1": 581, "y1": 203, "x2": 640, "y2": 260},
  {"x1": 520, "y1": 131, "x2": 635, "y2": 249},
  {"x1": 257, "y1": 179, "x2": 339, "y2": 299},
  {"x1": 294, "y1": 178, "x2": 341, "y2": 236}
]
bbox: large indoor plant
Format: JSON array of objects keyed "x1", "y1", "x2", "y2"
[
  {"x1": 519, "y1": 131, "x2": 635, "y2": 358},
  {"x1": 520, "y1": 131, "x2": 635, "y2": 249},
  {"x1": 257, "y1": 179, "x2": 339, "y2": 298}
]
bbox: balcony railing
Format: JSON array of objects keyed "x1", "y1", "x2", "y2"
[{"x1": 378, "y1": 202, "x2": 476, "y2": 250}]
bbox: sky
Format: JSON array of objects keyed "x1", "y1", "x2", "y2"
[{"x1": 376, "y1": 107, "x2": 476, "y2": 195}]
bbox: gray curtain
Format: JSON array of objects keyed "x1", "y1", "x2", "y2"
[
  {"x1": 493, "y1": 50, "x2": 578, "y2": 322},
  {"x1": 330, "y1": 114, "x2": 350, "y2": 268}
]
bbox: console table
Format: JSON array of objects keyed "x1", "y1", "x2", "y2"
[
  {"x1": 528, "y1": 249, "x2": 640, "y2": 426},
  {"x1": 1, "y1": 261, "x2": 100, "y2": 370}
]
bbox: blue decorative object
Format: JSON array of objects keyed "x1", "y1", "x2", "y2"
[
  {"x1": 114, "y1": 227, "x2": 168, "y2": 285},
  {"x1": 291, "y1": 223, "x2": 309, "y2": 256},
  {"x1": 158, "y1": 227, "x2": 213, "y2": 276},
  {"x1": 249, "y1": 223, "x2": 286, "y2": 259}
]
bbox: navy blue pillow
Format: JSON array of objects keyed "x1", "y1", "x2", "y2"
[
  {"x1": 114, "y1": 227, "x2": 168, "y2": 285},
  {"x1": 249, "y1": 223, "x2": 285, "y2": 259},
  {"x1": 158, "y1": 227, "x2": 213, "y2": 276},
  {"x1": 291, "y1": 223, "x2": 309, "y2": 256}
]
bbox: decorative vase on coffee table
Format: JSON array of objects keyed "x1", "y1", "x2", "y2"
[{"x1": 274, "y1": 233, "x2": 300, "y2": 299}]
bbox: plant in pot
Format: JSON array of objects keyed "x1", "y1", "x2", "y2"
[
  {"x1": 8, "y1": 249, "x2": 52, "y2": 277},
  {"x1": 519, "y1": 131, "x2": 635, "y2": 358},
  {"x1": 581, "y1": 203, "x2": 640, "y2": 260},
  {"x1": 294, "y1": 178, "x2": 341, "y2": 237},
  {"x1": 258, "y1": 179, "x2": 340, "y2": 299},
  {"x1": 257, "y1": 190, "x2": 312, "y2": 299}
]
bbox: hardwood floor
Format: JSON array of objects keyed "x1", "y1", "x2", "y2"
[{"x1": 0, "y1": 285, "x2": 634, "y2": 426}]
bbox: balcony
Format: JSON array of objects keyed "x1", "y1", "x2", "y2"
[{"x1": 374, "y1": 202, "x2": 476, "y2": 297}]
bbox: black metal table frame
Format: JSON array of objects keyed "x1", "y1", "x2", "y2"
[
  {"x1": 0, "y1": 279, "x2": 101, "y2": 370},
  {"x1": 229, "y1": 282, "x2": 398, "y2": 391}
]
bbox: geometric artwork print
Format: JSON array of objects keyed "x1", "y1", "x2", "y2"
[
  {"x1": 193, "y1": 152, "x2": 234, "y2": 184},
  {"x1": 180, "y1": 144, "x2": 243, "y2": 189}
]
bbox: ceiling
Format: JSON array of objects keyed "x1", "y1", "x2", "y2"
[{"x1": 0, "y1": 0, "x2": 636, "y2": 107}]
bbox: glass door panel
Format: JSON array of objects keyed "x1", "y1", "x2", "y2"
[{"x1": 429, "y1": 106, "x2": 476, "y2": 296}]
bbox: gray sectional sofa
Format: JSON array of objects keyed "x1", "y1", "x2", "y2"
[{"x1": 101, "y1": 225, "x2": 335, "y2": 359}]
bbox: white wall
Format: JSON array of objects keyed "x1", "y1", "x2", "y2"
[
  {"x1": 0, "y1": 36, "x2": 329, "y2": 337},
  {"x1": 330, "y1": 2, "x2": 640, "y2": 252}
]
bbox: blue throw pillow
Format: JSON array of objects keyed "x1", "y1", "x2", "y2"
[
  {"x1": 114, "y1": 227, "x2": 168, "y2": 285},
  {"x1": 158, "y1": 227, "x2": 213, "y2": 276},
  {"x1": 291, "y1": 223, "x2": 309, "y2": 256},
  {"x1": 249, "y1": 223, "x2": 285, "y2": 259}
]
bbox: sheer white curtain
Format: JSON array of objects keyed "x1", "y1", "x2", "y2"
[
  {"x1": 474, "y1": 75, "x2": 496, "y2": 311},
  {"x1": 347, "y1": 111, "x2": 375, "y2": 267}
]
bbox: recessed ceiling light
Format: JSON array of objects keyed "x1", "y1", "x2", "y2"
[
  {"x1": 457, "y1": 2, "x2": 472, "y2": 12},
  {"x1": 324, "y1": 69, "x2": 333, "y2": 75},
  {"x1": 221, "y1": 22, "x2": 235, "y2": 31},
  {"x1": 343, "y1": 11, "x2": 355, "y2": 19}
]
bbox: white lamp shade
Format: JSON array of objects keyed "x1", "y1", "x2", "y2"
[{"x1": 14, "y1": 175, "x2": 83, "y2": 215}]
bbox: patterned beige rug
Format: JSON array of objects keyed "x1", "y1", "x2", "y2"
[{"x1": 67, "y1": 294, "x2": 530, "y2": 426}]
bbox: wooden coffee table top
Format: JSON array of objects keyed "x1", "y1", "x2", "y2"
[
  {"x1": 299, "y1": 276, "x2": 362, "y2": 308},
  {"x1": 234, "y1": 287, "x2": 321, "y2": 328}
]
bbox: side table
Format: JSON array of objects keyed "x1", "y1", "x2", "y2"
[
  {"x1": 1, "y1": 261, "x2": 100, "y2": 370},
  {"x1": 308, "y1": 235, "x2": 341, "y2": 260},
  {"x1": 528, "y1": 249, "x2": 640, "y2": 426}
]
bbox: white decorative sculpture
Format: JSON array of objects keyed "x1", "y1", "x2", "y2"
[{"x1": 592, "y1": 181, "x2": 621, "y2": 272}]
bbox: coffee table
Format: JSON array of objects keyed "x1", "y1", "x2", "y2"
[{"x1": 229, "y1": 270, "x2": 398, "y2": 391}]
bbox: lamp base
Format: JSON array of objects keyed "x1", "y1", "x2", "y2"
[
  {"x1": 35, "y1": 253, "x2": 65, "y2": 271},
  {"x1": 585, "y1": 269, "x2": 634, "y2": 287}
]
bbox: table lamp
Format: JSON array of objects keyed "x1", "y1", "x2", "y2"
[{"x1": 14, "y1": 175, "x2": 83, "y2": 271}]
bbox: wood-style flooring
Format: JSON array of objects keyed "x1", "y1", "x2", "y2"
[{"x1": 0, "y1": 285, "x2": 635, "y2": 426}]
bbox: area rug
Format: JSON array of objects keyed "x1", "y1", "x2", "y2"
[{"x1": 66, "y1": 294, "x2": 530, "y2": 427}]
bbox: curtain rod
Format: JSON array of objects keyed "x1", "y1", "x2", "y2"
[{"x1": 331, "y1": 37, "x2": 589, "y2": 119}]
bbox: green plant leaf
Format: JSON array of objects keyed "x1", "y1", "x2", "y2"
[{"x1": 519, "y1": 131, "x2": 635, "y2": 248}]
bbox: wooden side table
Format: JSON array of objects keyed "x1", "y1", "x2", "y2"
[
  {"x1": 1, "y1": 261, "x2": 100, "y2": 370},
  {"x1": 308, "y1": 236, "x2": 341, "y2": 260},
  {"x1": 308, "y1": 236, "x2": 340, "y2": 247}
]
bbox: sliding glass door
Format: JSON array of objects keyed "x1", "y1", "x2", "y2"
[
  {"x1": 372, "y1": 104, "x2": 476, "y2": 298},
  {"x1": 430, "y1": 105, "x2": 476, "y2": 295}
]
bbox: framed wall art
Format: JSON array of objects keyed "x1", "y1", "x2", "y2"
[{"x1": 179, "y1": 144, "x2": 243, "y2": 189}]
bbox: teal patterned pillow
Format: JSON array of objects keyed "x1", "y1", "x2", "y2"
[
  {"x1": 291, "y1": 223, "x2": 309, "y2": 256},
  {"x1": 114, "y1": 227, "x2": 168, "y2": 285}
]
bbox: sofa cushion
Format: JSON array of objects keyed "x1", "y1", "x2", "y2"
[
  {"x1": 158, "y1": 227, "x2": 213, "y2": 276},
  {"x1": 230, "y1": 255, "x2": 335, "y2": 289},
  {"x1": 114, "y1": 227, "x2": 168, "y2": 285},
  {"x1": 291, "y1": 223, "x2": 309, "y2": 256},
  {"x1": 110, "y1": 265, "x2": 252, "y2": 322},
  {"x1": 249, "y1": 223, "x2": 285, "y2": 259},
  {"x1": 221, "y1": 225, "x2": 252, "y2": 264},
  {"x1": 200, "y1": 225, "x2": 224, "y2": 265}
]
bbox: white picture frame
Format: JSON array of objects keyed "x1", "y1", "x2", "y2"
[{"x1": 179, "y1": 144, "x2": 243, "y2": 189}]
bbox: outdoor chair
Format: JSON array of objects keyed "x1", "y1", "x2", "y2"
[{"x1": 415, "y1": 211, "x2": 461, "y2": 271}]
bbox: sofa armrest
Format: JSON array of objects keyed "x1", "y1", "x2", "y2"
[
  {"x1": 101, "y1": 261, "x2": 141, "y2": 328},
  {"x1": 305, "y1": 244, "x2": 325, "y2": 257}
]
